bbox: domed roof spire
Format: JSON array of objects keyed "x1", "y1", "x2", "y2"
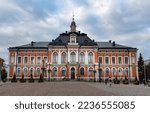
[{"x1": 70, "y1": 14, "x2": 76, "y2": 32}]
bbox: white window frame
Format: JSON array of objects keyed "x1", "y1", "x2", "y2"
[
  {"x1": 118, "y1": 56, "x2": 122, "y2": 65},
  {"x1": 70, "y1": 36, "x2": 76, "y2": 43},
  {"x1": 112, "y1": 56, "x2": 116, "y2": 64},
  {"x1": 105, "y1": 56, "x2": 109, "y2": 64},
  {"x1": 44, "y1": 56, "x2": 48, "y2": 63},
  {"x1": 79, "y1": 52, "x2": 85, "y2": 63},
  {"x1": 24, "y1": 56, "x2": 28, "y2": 64},
  {"x1": 88, "y1": 52, "x2": 93, "y2": 64},
  {"x1": 10, "y1": 55, "x2": 15, "y2": 63},
  {"x1": 30, "y1": 56, "x2": 35, "y2": 64},
  {"x1": 98, "y1": 56, "x2": 103, "y2": 64},
  {"x1": 17, "y1": 56, "x2": 22, "y2": 64},
  {"x1": 124, "y1": 56, "x2": 129, "y2": 65},
  {"x1": 37, "y1": 56, "x2": 41, "y2": 64}
]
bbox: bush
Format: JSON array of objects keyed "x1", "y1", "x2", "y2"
[
  {"x1": 123, "y1": 76, "x2": 129, "y2": 84},
  {"x1": 29, "y1": 74, "x2": 34, "y2": 83},
  {"x1": 1, "y1": 69, "x2": 7, "y2": 82},
  {"x1": 20, "y1": 74, "x2": 26, "y2": 83},
  {"x1": 11, "y1": 73, "x2": 17, "y2": 82},
  {"x1": 38, "y1": 74, "x2": 44, "y2": 82},
  {"x1": 113, "y1": 77, "x2": 120, "y2": 84},
  {"x1": 133, "y1": 77, "x2": 139, "y2": 85}
]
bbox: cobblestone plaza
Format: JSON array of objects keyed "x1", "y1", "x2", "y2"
[{"x1": 0, "y1": 81, "x2": 149, "y2": 96}]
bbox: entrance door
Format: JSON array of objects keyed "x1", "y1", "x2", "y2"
[{"x1": 71, "y1": 67, "x2": 75, "y2": 79}]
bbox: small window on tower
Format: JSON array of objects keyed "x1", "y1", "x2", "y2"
[{"x1": 71, "y1": 37, "x2": 75, "y2": 43}]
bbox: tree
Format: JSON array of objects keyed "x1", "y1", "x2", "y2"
[
  {"x1": 138, "y1": 53, "x2": 144, "y2": 82},
  {"x1": 146, "y1": 63, "x2": 150, "y2": 81},
  {"x1": 1, "y1": 68, "x2": 7, "y2": 82}
]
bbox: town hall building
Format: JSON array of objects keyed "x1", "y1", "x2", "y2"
[{"x1": 8, "y1": 18, "x2": 138, "y2": 81}]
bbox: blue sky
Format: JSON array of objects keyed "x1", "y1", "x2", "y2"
[{"x1": 0, "y1": 0, "x2": 150, "y2": 63}]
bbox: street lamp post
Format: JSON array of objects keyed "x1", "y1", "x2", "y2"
[
  {"x1": 40, "y1": 59, "x2": 45, "y2": 82},
  {"x1": 98, "y1": 61, "x2": 102, "y2": 83},
  {"x1": 144, "y1": 61, "x2": 147, "y2": 85},
  {"x1": 78, "y1": 64, "x2": 80, "y2": 81},
  {"x1": 15, "y1": 48, "x2": 19, "y2": 77},
  {"x1": 47, "y1": 63, "x2": 51, "y2": 81},
  {"x1": 93, "y1": 64, "x2": 96, "y2": 82}
]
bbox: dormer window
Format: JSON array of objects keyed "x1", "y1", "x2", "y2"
[{"x1": 70, "y1": 36, "x2": 76, "y2": 43}]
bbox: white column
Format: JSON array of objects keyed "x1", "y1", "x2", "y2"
[
  {"x1": 58, "y1": 51, "x2": 61, "y2": 64},
  {"x1": 76, "y1": 49, "x2": 78, "y2": 62},
  {"x1": 68, "y1": 50, "x2": 70, "y2": 62},
  {"x1": 130, "y1": 67, "x2": 133, "y2": 80},
  {"x1": 85, "y1": 51, "x2": 88, "y2": 64}
]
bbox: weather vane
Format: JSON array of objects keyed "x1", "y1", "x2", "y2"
[{"x1": 72, "y1": 11, "x2": 75, "y2": 21}]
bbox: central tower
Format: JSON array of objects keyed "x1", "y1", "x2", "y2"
[{"x1": 70, "y1": 17, "x2": 76, "y2": 32}]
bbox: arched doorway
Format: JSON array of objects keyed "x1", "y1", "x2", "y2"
[{"x1": 71, "y1": 67, "x2": 75, "y2": 80}]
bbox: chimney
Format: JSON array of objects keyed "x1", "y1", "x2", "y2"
[
  {"x1": 109, "y1": 40, "x2": 111, "y2": 43},
  {"x1": 112, "y1": 41, "x2": 115, "y2": 46},
  {"x1": 65, "y1": 31, "x2": 68, "y2": 34}
]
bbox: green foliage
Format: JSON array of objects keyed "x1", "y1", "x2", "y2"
[
  {"x1": 38, "y1": 74, "x2": 44, "y2": 82},
  {"x1": 20, "y1": 74, "x2": 26, "y2": 83},
  {"x1": 138, "y1": 53, "x2": 144, "y2": 82},
  {"x1": 1, "y1": 68, "x2": 7, "y2": 82},
  {"x1": 123, "y1": 76, "x2": 129, "y2": 84},
  {"x1": 146, "y1": 63, "x2": 150, "y2": 80},
  {"x1": 113, "y1": 76, "x2": 120, "y2": 84},
  {"x1": 11, "y1": 73, "x2": 17, "y2": 82},
  {"x1": 133, "y1": 77, "x2": 139, "y2": 85},
  {"x1": 29, "y1": 74, "x2": 34, "y2": 83}
]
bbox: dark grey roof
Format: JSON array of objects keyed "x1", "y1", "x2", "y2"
[
  {"x1": 9, "y1": 42, "x2": 49, "y2": 49},
  {"x1": 97, "y1": 42, "x2": 137, "y2": 49},
  {"x1": 49, "y1": 31, "x2": 97, "y2": 46}
]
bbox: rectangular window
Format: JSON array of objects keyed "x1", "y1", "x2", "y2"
[
  {"x1": 71, "y1": 37, "x2": 75, "y2": 43},
  {"x1": 24, "y1": 57, "x2": 28, "y2": 64},
  {"x1": 132, "y1": 56, "x2": 135, "y2": 64},
  {"x1": 125, "y1": 57, "x2": 129, "y2": 64},
  {"x1": 112, "y1": 57, "x2": 116, "y2": 64},
  {"x1": 17, "y1": 56, "x2": 21, "y2": 64},
  {"x1": 105, "y1": 57, "x2": 109, "y2": 64},
  {"x1": 44, "y1": 57, "x2": 48, "y2": 63},
  {"x1": 31, "y1": 57, "x2": 34, "y2": 64},
  {"x1": 10, "y1": 56, "x2": 14, "y2": 63},
  {"x1": 99, "y1": 57, "x2": 102, "y2": 64},
  {"x1": 118, "y1": 57, "x2": 122, "y2": 64},
  {"x1": 37, "y1": 57, "x2": 41, "y2": 64}
]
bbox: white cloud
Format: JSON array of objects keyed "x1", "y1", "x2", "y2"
[{"x1": 0, "y1": 0, "x2": 150, "y2": 63}]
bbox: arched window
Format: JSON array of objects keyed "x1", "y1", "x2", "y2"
[
  {"x1": 112, "y1": 68, "x2": 116, "y2": 76},
  {"x1": 17, "y1": 68, "x2": 21, "y2": 76},
  {"x1": 53, "y1": 52, "x2": 58, "y2": 63},
  {"x1": 88, "y1": 52, "x2": 93, "y2": 63},
  {"x1": 52, "y1": 67, "x2": 57, "y2": 76},
  {"x1": 30, "y1": 68, "x2": 34, "y2": 76},
  {"x1": 36, "y1": 68, "x2": 40, "y2": 76},
  {"x1": 24, "y1": 68, "x2": 27, "y2": 76},
  {"x1": 89, "y1": 68, "x2": 93, "y2": 76},
  {"x1": 61, "y1": 67, "x2": 66, "y2": 77},
  {"x1": 118, "y1": 68, "x2": 122, "y2": 76},
  {"x1": 80, "y1": 68, "x2": 84, "y2": 76},
  {"x1": 125, "y1": 68, "x2": 129, "y2": 76},
  {"x1": 79, "y1": 52, "x2": 85, "y2": 63},
  {"x1": 61, "y1": 52, "x2": 66, "y2": 63},
  {"x1": 106, "y1": 68, "x2": 109, "y2": 76},
  {"x1": 70, "y1": 52, "x2": 76, "y2": 63}
]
